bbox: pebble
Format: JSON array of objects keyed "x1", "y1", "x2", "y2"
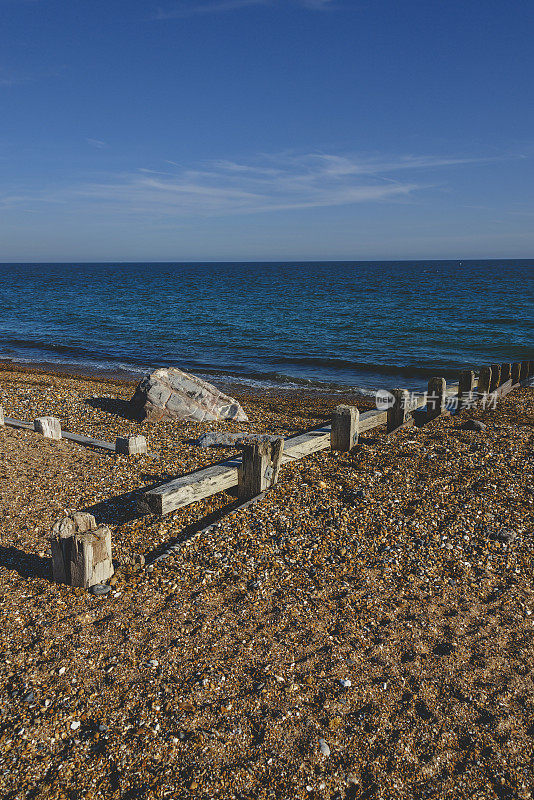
[
  {"x1": 339, "y1": 679, "x2": 351, "y2": 688},
  {"x1": 462, "y1": 420, "x2": 487, "y2": 431},
  {"x1": 1, "y1": 366, "x2": 533, "y2": 800},
  {"x1": 90, "y1": 583, "x2": 111, "y2": 596},
  {"x1": 318, "y1": 738, "x2": 330, "y2": 757}
]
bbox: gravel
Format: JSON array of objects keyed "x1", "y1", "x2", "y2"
[{"x1": 0, "y1": 364, "x2": 533, "y2": 799}]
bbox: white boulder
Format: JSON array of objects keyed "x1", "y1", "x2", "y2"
[{"x1": 131, "y1": 367, "x2": 248, "y2": 423}]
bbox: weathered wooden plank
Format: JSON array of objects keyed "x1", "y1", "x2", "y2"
[
  {"x1": 387, "y1": 389, "x2": 410, "y2": 432},
  {"x1": 427, "y1": 377, "x2": 446, "y2": 420},
  {"x1": 331, "y1": 405, "x2": 359, "y2": 451},
  {"x1": 51, "y1": 512, "x2": 114, "y2": 587},
  {"x1": 141, "y1": 459, "x2": 242, "y2": 515},
  {"x1": 238, "y1": 439, "x2": 284, "y2": 499},
  {"x1": 4, "y1": 417, "x2": 32, "y2": 430},
  {"x1": 65, "y1": 432, "x2": 117, "y2": 450},
  {"x1": 500, "y1": 363, "x2": 511, "y2": 385},
  {"x1": 3, "y1": 417, "x2": 155, "y2": 455},
  {"x1": 140, "y1": 386, "x2": 462, "y2": 516},
  {"x1": 491, "y1": 378, "x2": 513, "y2": 399},
  {"x1": 34, "y1": 416, "x2": 61, "y2": 440},
  {"x1": 458, "y1": 370, "x2": 475, "y2": 411},
  {"x1": 142, "y1": 412, "x2": 386, "y2": 515},
  {"x1": 115, "y1": 435, "x2": 148, "y2": 455},
  {"x1": 478, "y1": 366, "x2": 492, "y2": 396},
  {"x1": 489, "y1": 364, "x2": 501, "y2": 392}
]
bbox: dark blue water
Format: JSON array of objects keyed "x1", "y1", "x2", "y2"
[{"x1": 0, "y1": 261, "x2": 532, "y2": 393}]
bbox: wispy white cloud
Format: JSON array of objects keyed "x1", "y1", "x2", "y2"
[
  {"x1": 71, "y1": 152, "x2": 431, "y2": 216},
  {"x1": 0, "y1": 150, "x2": 493, "y2": 219},
  {"x1": 155, "y1": 0, "x2": 334, "y2": 19},
  {"x1": 86, "y1": 138, "x2": 108, "y2": 149}
]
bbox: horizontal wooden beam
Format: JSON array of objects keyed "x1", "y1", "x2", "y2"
[
  {"x1": 3, "y1": 417, "x2": 156, "y2": 456},
  {"x1": 139, "y1": 405, "x2": 409, "y2": 515}
]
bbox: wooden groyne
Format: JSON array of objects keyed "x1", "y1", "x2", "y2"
[
  {"x1": 1, "y1": 415, "x2": 156, "y2": 457},
  {"x1": 139, "y1": 359, "x2": 533, "y2": 516}
]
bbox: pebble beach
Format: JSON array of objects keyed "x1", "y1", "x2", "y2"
[{"x1": 1, "y1": 363, "x2": 533, "y2": 800}]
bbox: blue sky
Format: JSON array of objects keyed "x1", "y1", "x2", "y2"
[{"x1": 1, "y1": 0, "x2": 533, "y2": 261}]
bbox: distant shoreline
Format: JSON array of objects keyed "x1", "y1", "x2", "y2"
[{"x1": 0, "y1": 359, "x2": 370, "y2": 403}]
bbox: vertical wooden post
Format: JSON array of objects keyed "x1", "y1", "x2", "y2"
[
  {"x1": 427, "y1": 377, "x2": 446, "y2": 420},
  {"x1": 477, "y1": 366, "x2": 492, "y2": 396},
  {"x1": 489, "y1": 364, "x2": 501, "y2": 392},
  {"x1": 34, "y1": 416, "x2": 62, "y2": 440},
  {"x1": 331, "y1": 405, "x2": 359, "y2": 451},
  {"x1": 500, "y1": 363, "x2": 511, "y2": 385},
  {"x1": 387, "y1": 389, "x2": 410, "y2": 433},
  {"x1": 115, "y1": 435, "x2": 148, "y2": 455},
  {"x1": 238, "y1": 439, "x2": 284, "y2": 499},
  {"x1": 51, "y1": 512, "x2": 114, "y2": 588},
  {"x1": 458, "y1": 370, "x2": 475, "y2": 412},
  {"x1": 520, "y1": 361, "x2": 529, "y2": 382},
  {"x1": 511, "y1": 362, "x2": 521, "y2": 385}
]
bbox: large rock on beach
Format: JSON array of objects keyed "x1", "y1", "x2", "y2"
[{"x1": 130, "y1": 367, "x2": 248, "y2": 423}]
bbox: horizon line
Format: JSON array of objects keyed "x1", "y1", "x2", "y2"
[{"x1": 1, "y1": 256, "x2": 533, "y2": 265}]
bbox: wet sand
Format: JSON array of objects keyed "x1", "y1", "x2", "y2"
[{"x1": 0, "y1": 365, "x2": 533, "y2": 800}]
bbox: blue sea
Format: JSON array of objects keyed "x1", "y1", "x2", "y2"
[{"x1": 0, "y1": 261, "x2": 532, "y2": 394}]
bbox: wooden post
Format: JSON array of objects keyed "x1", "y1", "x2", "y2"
[
  {"x1": 511, "y1": 362, "x2": 521, "y2": 385},
  {"x1": 115, "y1": 435, "x2": 148, "y2": 455},
  {"x1": 331, "y1": 405, "x2": 359, "y2": 451},
  {"x1": 489, "y1": 364, "x2": 501, "y2": 392},
  {"x1": 477, "y1": 366, "x2": 492, "y2": 396},
  {"x1": 51, "y1": 512, "x2": 114, "y2": 587},
  {"x1": 238, "y1": 439, "x2": 284, "y2": 500},
  {"x1": 0, "y1": 405, "x2": 4, "y2": 426},
  {"x1": 34, "y1": 416, "x2": 62, "y2": 440},
  {"x1": 458, "y1": 370, "x2": 475, "y2": 411},
  {"x1": 520, "y1": 361, "x2": 529, "y2": 382},
  {"x1": 500, "y1": 363, "x2": 511, "y2": 385},
  {"x1": 387, "y1": 389, "x2": 410, "y2": 433},
  {"x1": 427, "y1": 377, "x2": 446, "y2": 420}
]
